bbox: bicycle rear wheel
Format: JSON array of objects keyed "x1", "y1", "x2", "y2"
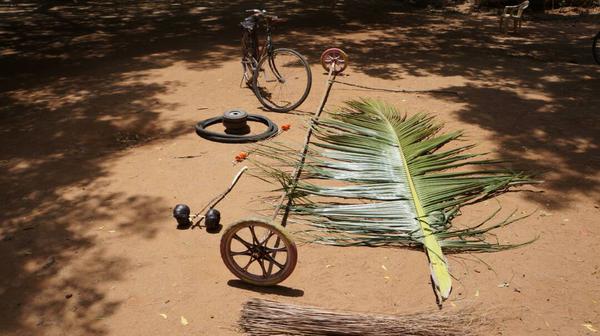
[
  {"x1": 253, "y1": 48, "x2": 312, "y2": 112},
  {"x1": 593, "y1": 32, "x2": 600, "y2": 65}
]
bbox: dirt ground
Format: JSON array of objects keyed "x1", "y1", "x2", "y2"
[{"x1": 1, "y1": 1, "x2": 599, "y2": 335}]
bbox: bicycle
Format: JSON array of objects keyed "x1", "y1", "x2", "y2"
[
  {"x1": 240, "y1": 9, "x2": 312, "y2": 112},
  {"x1": 593, "y1": 31, "x2": 600, "y2": 65}
]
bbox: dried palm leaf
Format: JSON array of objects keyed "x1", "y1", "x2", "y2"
[{"x1": 240, "y1": 298, "x2": 489, "y2": 336}]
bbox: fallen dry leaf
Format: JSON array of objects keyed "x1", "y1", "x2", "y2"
[
  {"x1": 159, "y1": 313, "x2": 167, "y2": 319},
  {"x1": 381, "y1": 265, "x2": 388, "y2": 271},
  {"x1": 583, "y1": 323, "x2": 598, "y2": 332}
]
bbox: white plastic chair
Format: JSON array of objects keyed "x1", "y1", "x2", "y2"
[{"x1": 500, "y1": 1, "x2": 529, "y2": 32}]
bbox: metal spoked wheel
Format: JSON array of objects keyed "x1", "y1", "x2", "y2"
[
  {"x1": 253, "y1": 48, "x2": 312, "y2": 112},
  {"x1": 220, "y1": 219, "x2": 297, "y2": 286},
  {"x1": 320, "y1": 48, "x2": 348, "y2": 74},
  {"x1": 593, "y1": 31, "x2": 600, "y2": 65}
]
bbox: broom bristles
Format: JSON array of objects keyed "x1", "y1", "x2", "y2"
[{"x1": 239, "y1": 298, "x2": 489, "y2": 336}]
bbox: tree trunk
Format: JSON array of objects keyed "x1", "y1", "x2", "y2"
[{"x1": 528, "y1": 0, "x2": 545, "y2": 12}]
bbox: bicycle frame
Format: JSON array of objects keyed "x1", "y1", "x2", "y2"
[{"x1": 240, "y1": 17, "x2": 282, "y2": 86}]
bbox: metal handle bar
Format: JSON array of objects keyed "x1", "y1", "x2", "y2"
[
  {"x1": 246, "y1": 9, "x2": 266, "y2": 14},
  {"x1": 245, "y1": 9, "x2": 281, "y2": 21}
]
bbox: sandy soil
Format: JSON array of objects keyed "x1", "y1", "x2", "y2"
[{"x1": 1, "y1": 1, "x2": 599, "y2": 335}]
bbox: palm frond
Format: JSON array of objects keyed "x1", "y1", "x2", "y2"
[{"x1": 253, "y1": 98, "x2": 537, "y2": 301}]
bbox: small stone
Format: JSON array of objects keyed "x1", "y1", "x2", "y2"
[
  {"x1": 65, "y1": 293, "x2": 73, "y2": 299},
  {"x1": 39, "y1": 256, "x2": 55, "y2": 271}
]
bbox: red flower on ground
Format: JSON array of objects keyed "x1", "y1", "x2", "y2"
[{"x1": 235, "y1": 152, "x2": 249, "y2": 162}]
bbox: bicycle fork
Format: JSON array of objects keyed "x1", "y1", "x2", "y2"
[{"x1": 240, "y1": 60, "x2": 250, "y2": 88}]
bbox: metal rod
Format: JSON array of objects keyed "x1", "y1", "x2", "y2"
[
  {"x1": 210, "y1": 166, "x2": 249, "y2": 210},
  {"x1": 265, "y1": 62, "x2": 338, "y2": 277},
  {"x1": 191, "y1": 166, "x2": 248, "y2": 225},
  {"x1": 271, "y1": 62, "x2": 337, "y2": 226},
  {"x1": 331, "y1": 79, "x2": 459, "y2": 96}
]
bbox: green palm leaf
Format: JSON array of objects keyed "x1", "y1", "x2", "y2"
[{"x1": 253, "y1": 98, "x2": 536, "y2": 302}]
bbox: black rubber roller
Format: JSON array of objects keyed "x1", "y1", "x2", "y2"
[{"x1": 195, "y1": 114, "x2": 278, "y2": 143}]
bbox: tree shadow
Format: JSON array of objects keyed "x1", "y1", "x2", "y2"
[
  {"x1": 1, "y1": 1, "x2": 598, "y2": 334},
  {"x1": 0, "y1": 187, "x2": 176, "y2": 334},
  {"x1": 274, "y1": 4, "x2": 600, "y2": 208},
  {"x1": 0, "y1": 72, "x2": 188, "y2": 333},
  {"x1": 445, "y1": 83, "x2": 599, "y2": 210},
  {"x1": 0, "y1": 2, "x2": 226, "y2": 334}
]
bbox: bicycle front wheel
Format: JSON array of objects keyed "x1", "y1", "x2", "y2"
[
  {"x1": 253, "y1": 48, "x2": 312, "y2": 112},
  {"x1": 593, "y1": 32, "x2": 600, "y2": 65}
]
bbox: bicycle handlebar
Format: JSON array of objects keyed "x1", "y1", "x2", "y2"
[
  {"x1": 246, "y1": 9, "x2": 266, "y2": 14},
  {"x1": 245, "y1": 9, "x2": 280, "y2": 21},
  {"x1": 242, "y1": 9, "x2": 285, "y2": 29}
]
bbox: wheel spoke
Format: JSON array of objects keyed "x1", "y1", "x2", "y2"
[
  {"x1": 266, "y1": 246, "x2": 288, "y2": 253},
  {"x1": 233, "y1": 234, "x2": 252, "y2": 249},
  {"x1": 230, "y1": 249, "x2": 252, "y2": 257},
  {"x1": 260, "y1": 231, "x2": 275, "y2": 246},
  {"x1": 249, "y1": 225, "x2": 259, "y2": 245},
  {"x1": 242, "y1": 255, "x2": 256, "y2": 271},
  {"x1": 258, "y1": 258, "x2": 268, "y2": 277},
  {"x1": 263, "y1": 253, "x2": 285, "y2": 270}
]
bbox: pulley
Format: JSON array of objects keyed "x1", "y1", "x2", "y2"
[
  {"x1": 173, "y1": 204, "x2": 191, "y2": 229},
  {"x1": 205, "y1": 208, "x2": 222, "y2": 233}
]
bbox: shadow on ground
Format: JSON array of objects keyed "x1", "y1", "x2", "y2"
[
  {"x1": 282, "y1": 4, "x2": 600, "y2": 210},
  {"x1": 1, "y1": 0, "x2": 598, "y2": 334},
  {"x1": 0, "y1": 52, "x2": 190, "y2": 335},
  {"x1": 227, "y1": 279, "x2": 305, "y2": 297}
]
